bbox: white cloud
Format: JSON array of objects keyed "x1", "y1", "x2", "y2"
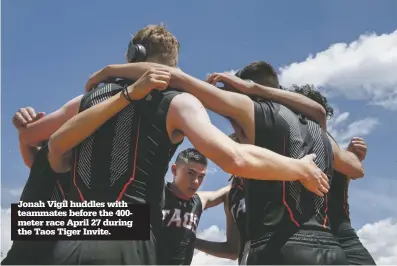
[
  {"x1": 225, "y1": 69, "x2": 239, "y2": 76},
  {"x1": 327, "y1": 108, "x2": 379, "y2": 147},
  {"x1": 1, "y1": 208, "x2": 12, "y2": 259},
  {"x1": 206, "y1": 167, "x2": 218, "y2": 175},
  {"x1": 8, "y1": 188, "x2": 23, "y2": 197},
  {"x1": 358, "y1": 218, "x2": 397, "y2": 265},
  {"x1": 279, "y1": 29, "x2": 397, "y2": 110},
  {"x1": 192, "y1": 225, "x2": 237, "y2": 265},
  {"x1": 193, "y1": 220, "x2": 397, "y2": 265}
]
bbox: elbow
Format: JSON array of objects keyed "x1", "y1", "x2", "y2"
[
  {"x1": 226, "y1": 252, "x2": 239, "y2": 261},
  {"x1": 225, "y1": 244, "x2": 239, "y2": 260},
  {"x1": 23, "y1": 158, "x2": 33, "y2": 169},
  {"x1": 351, "y1": 166, "x2": 364, "y2": 179},
  {"x1": 316, "y1": 106, "x2": 327, "y2": 129},
  {"x1": 47, "y1": 136, "x2": 65, "y2": 160},
  {"x1": 219, "y1": 147, "x2": 247, "y2": 177}
]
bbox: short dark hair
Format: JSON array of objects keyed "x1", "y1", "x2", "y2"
[
  {"x1": 290, "y1": 84, "x2": 334, "y2": 119},
  {"x1": 175, "y1": 148, "x2": 208, "y2": 166},
  {"x1": 237, "y1": 61, "x2": 280, "y2": 88}
]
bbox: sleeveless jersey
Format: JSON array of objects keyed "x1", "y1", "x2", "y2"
[
  {"x1": 2, "y1": 145, "x2": 70, "y2": 265},
  {"x1": 228, "y1": 176, "x2": 246, "y2": 264},
  {"x1": 328, "y1": 171, "x2": 351, "y2": 228},
  {"x1": 245, "y1": 100, "x2": 334, "y2": 240},
  {"x1": 68, "y1": 80, "x2": 183, "y2": 235},
  {"x1": 160, "y1": 182, "x2": 203, "y2": 265},
  {"x1": 20, "y1": 144, "x2": 69, "y2": 202}
]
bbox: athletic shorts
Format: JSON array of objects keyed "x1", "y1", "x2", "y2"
[
  {"x1": 335, "y1": 221, "x2": 376, "y2": 265},
  {"x1": 241, "y1": 230, "x2": 348, "y2": 265},
  {"x1": 50, "y1": 230, "x2": 157, "y2": 265}
]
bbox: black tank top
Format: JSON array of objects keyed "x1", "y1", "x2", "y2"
[
  {"x1": 5, "y1": 145, "x2": 70, "y2": 265},
  {"x1": 245, "y1": 100, "x2": 334, "y2": 241},
  {"x1": 20, "y1": 144, "x2": 69, "y2": 202},
  {"x1": 68, "y1": 80, "x2": 183, "y2": 235},
  {"x1": 160, "y1": 182, "x2": 203, "y2": 265},
  {"x1": 228, "y1": 176, "x2": 246, "y2": 264},
  {"x1": 328, "y1": 171, "x2": 350, "y2": 228}
]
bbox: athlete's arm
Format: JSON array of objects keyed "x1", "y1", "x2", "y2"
[
  {"x1": 345, "y1": 137, "x2": 367, "y2": 184},
  {"x1": 195, "y1": 196, "x2": 240, "y2": 260},
  {"x1": 18, "y1": 95, "x2": 83, "y2": 147},
  {"x1": 19, "y1": 142, "x2": 40, "y2": 168},
  {"x1": 12, "y1": 107, "x2": 45, "y2": 167},
  {"x1": 168, "y1": 93, "x2": 329, "y2": 194},
  {"x1": 197, "y1": 185, "x2": 231, "y2": 211},
  {"x1": 328, "y1": 133, "x2": 364, "y2": 179},
  {"x1": 48, "y1": 69, "x2": 170, "y2": 173},
  {"x1": 249, "y1": 83, "x2": 327, "y2": 129},
  {"x1": 86, "y1": 63, "x2": 255, "y2": 141}
]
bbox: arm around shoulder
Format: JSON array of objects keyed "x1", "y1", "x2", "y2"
[{"x1": 168, "y1": 93, "x2": 309, "y2": 182}]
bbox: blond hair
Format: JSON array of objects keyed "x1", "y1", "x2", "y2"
[{"x1": 132, "y1": 24, "x2": 180, "y2": 67}]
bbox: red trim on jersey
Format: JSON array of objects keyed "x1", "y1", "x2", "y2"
[
  {"x1": 281, "y1": 136, "x2": 300, "y2": 227},
  {"x1": 57, "y1": 179, "x2": 66, "y2": 200},
  {"x1": 117, "y1": 117, "x2": 141, "y2": 201},
  {"x1": 323, "y1": 194, "x2": 328, "y2": 228}
]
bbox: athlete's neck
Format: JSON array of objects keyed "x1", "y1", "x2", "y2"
[
  {"x1": 146, "y1": 57, "x2": 175, "y2": 67},
  {"x1": 170, "y1": 182, "x2": 192, "y2": 200}
]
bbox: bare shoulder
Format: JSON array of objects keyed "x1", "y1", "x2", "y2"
[
  {"x1": 170, "y1": 92, "x2": 205, "y2": 110},
  {"x1": 166, "y1": 93, "x2": 207, "y2": 144}
]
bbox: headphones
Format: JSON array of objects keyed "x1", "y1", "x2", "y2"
[{"x1": 127, "y1": 40, "x2": 147, "y2": 63}]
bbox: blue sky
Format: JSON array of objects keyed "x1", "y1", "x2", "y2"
[{"x1": 2, "y1": 0, "x2": 397, "y2": 260}]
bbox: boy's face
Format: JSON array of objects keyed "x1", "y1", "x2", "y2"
[{"x1": 172, "y1": 161, "x2": 207, "y2": 198}]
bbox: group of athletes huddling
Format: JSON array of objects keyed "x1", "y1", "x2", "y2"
[{"x1": 2, "y1": 24, "x2": 376, "y2": 265}]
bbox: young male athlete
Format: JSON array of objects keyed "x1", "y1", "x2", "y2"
[
  {"x1": 160, "y1": 148, "x2": 230, "y2": 265},
  {"x1": 292, "y1": 86, "x2": 376, "y2": 265},
  {"x1": 194, "y1": 137, "x2": 371, "y2": 265},
  {"x1": 17, "y1": 25, "x2": 329, "y2": 264},
  {"x1": 2, "y1": 108, "x2": 69, "y2": 265},
  {"x1": 215, "y1": 62, "x2": 363, "y2": 264},
  {"x1": 90, "y1": 60, "x2": 365, "y2": 264}
]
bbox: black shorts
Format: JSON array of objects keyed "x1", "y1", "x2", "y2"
[
  {"x1": 241, "y1": 230, "x2": 348, "y2": 265},
  {"x1": 335, "y1": 221, "x2": 376, "y2": 265},
  {"x1": 50, "y1": 231, "x2": 157, "y2": 265}
]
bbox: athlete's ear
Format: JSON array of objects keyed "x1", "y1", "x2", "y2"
[{"x1": 171, "y1": 164, "x2": 177, "y2": 176}]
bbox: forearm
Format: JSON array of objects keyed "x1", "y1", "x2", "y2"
[
  {"x1": 104, "y1": 63, "x2": 165, "y2": 81},
  {"x1": 105, "y1": 64, "x2": 247, "y2": 121},
  {"x1": 339, "y1": 150, "x2": 364, "y2": 179},
  {"x1": 329, "y1": 135, "x2": 364, "y2": 178},
  {"x1": 48, "y1": 92, "x2": 130, "y2": 158},
  {"x1": 175, "y1": 72, "x2": 246, "y2": 119},
  {"x1": 200, "y1": 185, "x2": 231, "y2": 210},
  {"x1": 229, "y1": 143, "x2": 306, "y2": 181},
  {"x1": 252, "y1": 84, "x2": 327, "y2": 129},
  {"x1": 19, "y1": 141, "x2": 40, "y2": 168},
  {"x1": 195, "y1": 238, "x2": 237, "y2": 260},
  {"x1": 18, "y1": 95, "x2": 83, "y2": 146}
]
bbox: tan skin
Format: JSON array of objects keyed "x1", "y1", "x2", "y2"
[
  {"x1": 39, "y1": 66, "x2": 329, "y2": 198},
  {"x1": 171, "y1": 161, "x2": 231, "y2": 211},
  {"x1": 195, "y1": 137, "x2": 368, "y2": 260},
  {"x1": 85, "y1": 63, "x2": 331, "y2": 196},
  {"x1": 12, "y1": 107, "x2": 46, "y2": 167}
]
